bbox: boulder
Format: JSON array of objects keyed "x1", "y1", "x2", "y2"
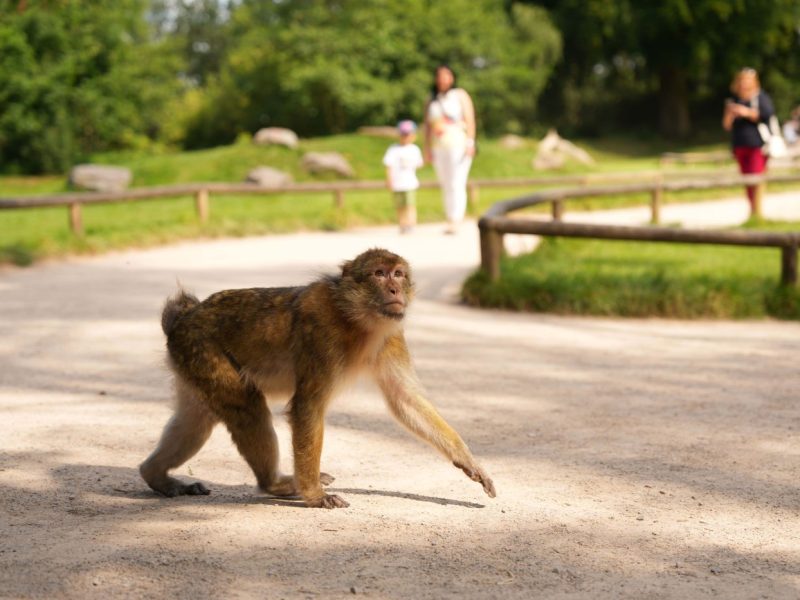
[
  {"x1": 69, "y1": 164, "x2": 132, "y2": 192},
  {"x1": 532, "y1": 129, "x2": 595, "y2": 171},
  {"x1": 253, "y1": 127, "x2": 299, "y2": 149},
  {"x1": 245, "y1": 166, "x2": 293, "y2": 188},
  {"x1": 301, "y1": 152, "x2": 355, "y2": 178},
  {"x1": 532, "y1": 153, "x2": 566, "y2": 171},
  {"x1": 499, "y1": 134, "x2": 526, "y2": 150},
  {"x1": 357, "y1": 126, "x2": 399, "y2": 138}
]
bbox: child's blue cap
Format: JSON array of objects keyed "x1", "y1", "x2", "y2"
[{"x1": 397, "y1": 120, "x2": 417, "y2": 135}]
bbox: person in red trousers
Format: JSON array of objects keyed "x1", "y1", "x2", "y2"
[{"x1": 722, "y1": 67, "x2": 775, "y2": 217}]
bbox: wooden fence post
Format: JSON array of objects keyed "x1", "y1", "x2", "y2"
[
  {"x1": 467, "y1": 183, "x2": 479, "y2": 213},
  {"x1": 650, "y1": 187, "x2": 662, "y2": 224},
  {"x1": 781, "y1": 244, "x2": 798, "y2": 285},
  {"x1": 195, "y1": 189, "x2": 210, "y2": 223},
  {"x1": 551, "y1": 200, "x2": 564, "y2": 221},
  {"x1": 68, "y1": 203, "x2": 83, "y2": 235},
  {"x1": 479, "y1": 222, "x2": 503, "y2": 282},
  {"x1": 752, "y1": 182, "x2": 765, "y2": 218},
  {"x1": 333, "y1": 189, "x2": 344, "y2": 209}
]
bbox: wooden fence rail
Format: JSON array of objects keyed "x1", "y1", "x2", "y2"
[
  {"x1": 0, "y1": 167, "x2": 762, "y2": 236},
  {"x1": 478, "y1": 172, "x2": 800, "y2": 285}
]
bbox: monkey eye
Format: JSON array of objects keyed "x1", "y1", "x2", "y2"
[
  {"x1": 394, "y1": 269, "x2": 404, "y2": 278},
  {"x1": 374, "y1": 269, "x2": 385, "y2": 277}
]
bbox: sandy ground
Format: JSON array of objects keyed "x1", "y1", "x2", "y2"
[{"x1": 1, "y1": 193, "x2": 799, "y2": 599}]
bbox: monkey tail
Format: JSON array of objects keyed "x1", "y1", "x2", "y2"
[{"x1": 161, "y1": 288, "x2": 200, "y2": 335}]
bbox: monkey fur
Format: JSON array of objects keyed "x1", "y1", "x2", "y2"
[{"x1": 140, "y1": 247, "x2": 495, "y2": 508}]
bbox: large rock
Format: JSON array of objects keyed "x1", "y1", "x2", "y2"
[
  {"x1": 245, "y1": 166, "x2": 293, "y2": 188},
  {"x1": 532, "y1": 153, "x2": 566, "y2": 171},
  {"x1": 253, "y1": 127, "x2": 299, "y2": 149},
  {"x1": 301, "y1": 152, "x2": 355, "y2": 178},
  {"x1": 532, "y1": 129, "x2": 595, "y2": 171},
  {"x1": 357, "y1": 125, "x2": 398, "y2": 138},
  {"x1": 499, "y1": 134, "x2": 526, "y2": 150},
  {"x1": 69, "y1": 164, "x2": 132, "y2": 192}
]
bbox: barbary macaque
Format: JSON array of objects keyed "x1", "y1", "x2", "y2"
[{"x1": 140, "y1": 248, "x2": 495, "y2": 508}]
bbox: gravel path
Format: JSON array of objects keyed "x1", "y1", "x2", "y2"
[{"x1": 1, "y1": 192, "x2": 799, "y2": 599}]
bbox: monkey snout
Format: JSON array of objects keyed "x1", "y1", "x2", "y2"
[
  {"x1": 384, "y1": 286, "x2": 403, "y2": 302},
  {"x1": 381, "y1": 291, "x2": 406, "y2": 317}
]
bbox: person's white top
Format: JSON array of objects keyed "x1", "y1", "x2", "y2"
[
  {"x1": 382, "y1": 143, "x2": 424, "y2": 192},
  {"x1": 426, "y1": 88, "x2": 469, "y2": 149},
  {"x1": 427, "y1": 89, "x2": 465, "y2": 123}
]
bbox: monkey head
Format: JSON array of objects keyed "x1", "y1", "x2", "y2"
[{"x1": 337, "y1": 248, "x2": 415, "y2": 323}]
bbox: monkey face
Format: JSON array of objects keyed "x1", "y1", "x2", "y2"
[
  {"x1": 339, "y1": 248, "x2": 415, "y2": 322},
  {"x1": 371, "y1": 262, "x2": 409, "y2": 320}
]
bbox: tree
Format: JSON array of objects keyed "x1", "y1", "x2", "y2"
[
  {"x1": 524, "y1": 0, "x2": 800, "y2": 138},
  {"x1": 0, "y1": 0, "x2": 182, "y2": 173},
  {"x1": 149, "y1": 0, "x2": 232, "y2": 86},
  {"x1": 181, "y1": 0, "x2": 561, "y2": 147}
]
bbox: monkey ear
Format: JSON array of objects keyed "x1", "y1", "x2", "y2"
[{"x1": 340, "y1": 259, "x2": 354, "y2": 278}]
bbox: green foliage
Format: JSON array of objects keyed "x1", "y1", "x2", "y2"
[
  {"x1": 2, "y1": 0, "x2": 799, "y2": 173},
  {"x1": 0, "y1": 0, "x2": 183, "y2": 173},
  {"x1": 149, "y1": 0, "x2": 229, "y2": 86},
  {"x1": 182, "y1": 0, "x2": 562, "y2": 146},
  {"x1": 462, "y1": 232, "x2": 800, "y2": 319}
]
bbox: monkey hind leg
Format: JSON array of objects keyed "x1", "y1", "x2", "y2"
[
  {"x1": 218, "y1": 383, "x2": 296, "y2": 497},
  {"x1": 140, "y1": 381, "x2": 217, "y2": 497}
]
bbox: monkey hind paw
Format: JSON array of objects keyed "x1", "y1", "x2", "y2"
[
  {"x1": 308, "y1": 494, "x2": 349, "y2": 509},
  {"x1": 319, "y1": 472, "x2": 335, "y2": 486},
  {"x1": 262, "y1": 476, "x2": 298, "y2": 498},
  {"x1": 155, "y1": 479, "x2": 210, "y2": 498}
]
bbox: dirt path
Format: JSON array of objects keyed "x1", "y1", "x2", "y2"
[{"x1": 1, "y1": 195, "x2": 799, "y2": 599}]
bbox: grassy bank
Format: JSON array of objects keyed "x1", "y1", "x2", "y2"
[
  {"x1": 0, "y1": 132, "x2": 783, "y2": 266},
  {"x1": 461, "y1": 221, "x2": 800, "y2": 320}
]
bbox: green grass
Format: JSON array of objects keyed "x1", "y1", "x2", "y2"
[
  {"x1": 462, "y1": 220, "x2": 800, "y2": 320},
  {"x1": 0, "y1": 187, "x2": 471, "y2": 266},
  {"x1": 0, "y1": 131, "x2": 793, "y2": 266}
]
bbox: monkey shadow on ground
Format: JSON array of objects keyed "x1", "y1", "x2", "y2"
[
  {"x1": 328, "y1": 488, "x2": 484, "y2": 509},
  {"x1": 29, "y1": 460, "x2": 483, "y2": 511},
  {"x1": 44, "y1": 461, "x2": 306, "y2": 509}
]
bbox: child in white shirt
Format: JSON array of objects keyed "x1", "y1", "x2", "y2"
[{"x1": 382, "y1": 120, "x2": 424, "y2": 233}]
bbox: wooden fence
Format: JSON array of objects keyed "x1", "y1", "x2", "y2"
[
  {"x1": 478, "y1": 172, "x2": 800, "y2": 285},
  {"x1": 0, "y1": 167, "x2": 751, "y2": 236}
]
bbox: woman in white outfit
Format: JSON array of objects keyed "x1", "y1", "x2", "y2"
[{"x1": 424, "y1": 65, "x2": 476, "y2": 234}]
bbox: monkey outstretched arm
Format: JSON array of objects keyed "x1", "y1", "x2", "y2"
[{"x1": 375, "y1": 336, "x2": 496, "y2": 498}]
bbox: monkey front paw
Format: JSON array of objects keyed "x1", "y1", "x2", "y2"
[
  {"x1": 263, "y1": 473, "x2": 335, "y2": 497},
  {"x1": 453, "y1": 461, "x2": 496, "y2": 498},
  {"x1": 307, "y1": 494, "x2": 349, "y2": 509}
]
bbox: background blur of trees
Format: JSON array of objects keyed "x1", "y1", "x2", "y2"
[
  {"x1": 528, "y1": 0, "x2": 800, "y2": 139},
  {"x1": 1, "y1": 0, "x2": 799, "y2": 174}
]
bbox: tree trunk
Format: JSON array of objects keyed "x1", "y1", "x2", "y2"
[{"x1": 658, "y1": 66, "x2": 691, "y2": 139}]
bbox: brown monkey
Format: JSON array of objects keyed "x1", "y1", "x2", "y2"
[{"x1": 140, "y1": 248, "x2": 495, "y2": 508}]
